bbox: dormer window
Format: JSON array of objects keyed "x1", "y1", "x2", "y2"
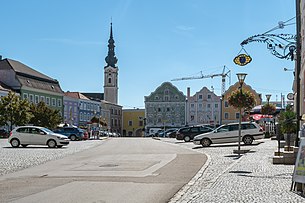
[
  {"x1": 51, "y1": 85, "x2": 54, "y2": 89},
  {"x1": 26, "y1": 80, "x2": 30, "y2": 83}
]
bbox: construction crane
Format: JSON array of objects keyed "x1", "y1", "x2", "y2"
[{"x1": 171, "y1": 66, "x2": 231, "y2": 95}]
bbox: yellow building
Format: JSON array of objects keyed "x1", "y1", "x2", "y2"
[
  {"x1": 122, "y1": 109, "x2": 145, "y2": 137},
  {"x1": 222, "y1": 82, "x2": 262, "y2": 124}
]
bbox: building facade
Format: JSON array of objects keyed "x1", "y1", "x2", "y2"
[
  {"x1": 222, "y1": 82, "x2": 262, "y2": 124},
  {"x1": 0, "y1": 58, "x2": 64, "y2": 116},
  {"x1": 145, "y1": 82, "x2": 186, "y2": 133},
  {"x1": 122, "y1": 109, "x2": 145, "y2": 137},
  {"x1": 186, "y1": 87, "x2": 221, "y2": 127},
  {"x1": 63, "y1": 93, "x2": 80, "y2": 127}
]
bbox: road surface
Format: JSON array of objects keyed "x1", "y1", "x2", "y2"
[{"x1": 0, "y1": 138, "x2": 207, "y2": 203}]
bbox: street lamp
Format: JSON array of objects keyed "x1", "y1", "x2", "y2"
[
  {"x1": 266, "y1": 94, "x2": 271, "y2": 105},
  {"x1": 237, "y1": 73, "x2": 247, "y2": 157}
]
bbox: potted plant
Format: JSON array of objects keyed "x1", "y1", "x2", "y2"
[{"x1": 278, "y1": 105, "x2": 297, "y2": 149}]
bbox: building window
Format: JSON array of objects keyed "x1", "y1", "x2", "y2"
[
  {"x1": 198, "y1": 104, "x2": 203, "y2": 109},
  {"x1": 23, "y1": 93, "x2": 28, "y2": 100},
  {"x1": 207, "y1": 104, "x2": 211, "y2": 108},
  {"x1": 224, "y1": 101, "x2": 229, "y2": 107},
  {"x1": 108, "y1": 78, "x2": 111, "y2": 83},
  {"x1": 207, "y1": 94, "x2": 211, "y2": 99},
  {"x1": 167, "y1": 107, "x2": 170, "y2": 112},
  {"x1": 198, "y1": 95, "x2": 203, "y2": 100},
  {"x1": 158, "y1": 108, "x2": 161, "y2": 112},
  {"x1": 35, "y1": 95, "x2": 39, "y2": 104},
  {"x1": 128, "y1": 120, "x2": 133, "y2": 126},
  {"x1": 224, "y1": 113, "x2": 229, "y2": 119},
  {"x1": 164, "y1": 90, "x2": 169, "y2": 95},
  {"x1": 57, "y1": 99, "x2": 62, "y2": 107},
  {"x1": 215, "y1": 103, "x2": 218, "y2": 108},
  {"x1": 40, "y1": 96, "x2": 45, "y2": 102},
  {"x1": 29, "y1": 94, "x2": 34, "y2": 103},
  {"x1": 46, "y1": 97, "x2": 50, "y2": 105},
  {"x1": 52, "y1": 98, "x2": 56, "y2": 106},
  {"x1": 190, "y1": 103, "x2": 195, "y2": 108},
  {"x1": 236, "y1": 113, "x2": 240, "y2": 119},
  {"x1": 164, "y1": 96, "x2": 169, "y2": 101},
  {"x1": 139, "y1": 120, "x2": 143, "y2": 126}
]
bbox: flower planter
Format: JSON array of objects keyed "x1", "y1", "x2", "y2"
[{"x1": 284, "y1": 133, "x2": 296, "y2": 148}]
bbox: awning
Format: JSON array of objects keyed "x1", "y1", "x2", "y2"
[{"x1": 251, "y1": 114, "x2": 273, "y2": 121}]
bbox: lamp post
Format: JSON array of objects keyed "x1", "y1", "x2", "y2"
[
  {"x1": 266, "y1": 94, "x2": 271, "y2": 105},
  {"x1": 265, "y1": 94, "x2": 272, "y2": 134},
  {"x1": 237, "y1": 73, "x2": 247, "y2": 157}
]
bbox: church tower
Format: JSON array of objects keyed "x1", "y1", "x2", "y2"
[{"x1": 104, "y1": 23, "x2": 118, "y2": 104}]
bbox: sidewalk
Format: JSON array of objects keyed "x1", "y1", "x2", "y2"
[{"x1": 169, "y1": 139, "x2": 304, "y2": 203}]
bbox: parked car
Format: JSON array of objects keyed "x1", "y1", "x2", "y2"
[
  {"x1": 8, "y1": 126, "x2": 69, "y2": 148},
  {"x1": 155, "y1": 129, "x2": 178, "y2": 137},
  {"x1": 193, "y1": 122, "x2": 264, "y2": 147},
  {"x1": 167, "y1": 130, "x2": 178, "y2": 138},
  {"x1": 176, "y1": 125, "x2": 214, "y2": 142},
  {"x1": 53, "y1": 127, "x2": 88, "y2": 141},
  {"x1": 0, "y1": 129, "x2": 9, "y2": 138}
]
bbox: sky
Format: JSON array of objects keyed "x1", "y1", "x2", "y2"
[{"x1": 0, "y1": 0, "x2": 296, "y2": 109}]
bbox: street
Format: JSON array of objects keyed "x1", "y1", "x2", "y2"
[{"x1": 0, "y1": 138, "x2": 206, "y2": 203}]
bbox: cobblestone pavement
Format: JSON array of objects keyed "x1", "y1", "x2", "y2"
[
  {"x1": 0, "y1": 139, "x2": 103, "y2": 176},
  {"x1": 163, "y1": 138, "x2": 305, "y2": 203}
]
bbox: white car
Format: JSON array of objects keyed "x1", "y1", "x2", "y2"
[
  {"x1": 8, "y1": 126, "x2": 70, "y2": 148},
  {"x1": 193, "y1": 122, "x2": 264, "y2": 147}
]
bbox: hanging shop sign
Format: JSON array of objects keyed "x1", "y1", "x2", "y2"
[{"x1": 233, "y1": 54, "x2": 252, "y2": 66}]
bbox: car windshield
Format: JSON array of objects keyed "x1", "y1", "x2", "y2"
[{"x1": 42, "y1": 127, "x2": 54, "y2": 134}]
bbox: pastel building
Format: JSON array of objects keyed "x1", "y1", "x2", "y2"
[
  {"x1": 145, "y1": 82, "x2": 186, "y2": 132},
  {"x1": 186, "y1": 87, "x2": 221, "y2": 126},
  {"x1": 122, "y1": 108, "x2": 145, "y2": 137}
]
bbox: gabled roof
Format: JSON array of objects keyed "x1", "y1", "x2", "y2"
[
  {"x1": 6, "y1": 59, "x2": 55, "y2": 82},
  {"x1": 0, "y1": 58, "x2": 63, "y2": 94},
  {"x1": 64, "y1": 92, "x2": 90, "y2": 100},
  {"x1": 81, "y1": 92, "x2": 104, "y2": 101}
]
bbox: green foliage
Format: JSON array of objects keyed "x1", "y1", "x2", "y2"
[
  {"x1": 228, "y1": 89, "x2": 256, "y2": 110},
  {"x1": 91, "y1": 116, "x2": 107, "y2": 126},
  {"x1": 0, "y1": 91, "x2": 32, "y2": 130},
  {"x1": 29, "y1": 101, "x2": 62, "y2": 129},
  {"x1": 278, "y1": 105, "x2": 297, "y2": 134},
  {"x1": 261, "y1": 103, "x2": 276, "y2": 115}
]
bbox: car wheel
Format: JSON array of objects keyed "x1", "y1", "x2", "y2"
[
  {"x1": 10, "y1": 139, "x2": 20, "y2": 148},
  {"x1": 184, "y1": 136, "x2": 191, "y2": 142},
  {"x1": 57, "y1": 145, "x2": 63, "y2": 148},
  {"x1": 70, "y1": 135, "x2": 77, "y2": 141},
  {"x1": 201, "y1": 138, "x2": 211, "y2": 147},
  {"x1": 21, "y1": 144, "x2": 28, "y2": 147},
  {"x1": 243, "y1": 136, "x2": 253, "y2": 145},
  {"x1": 47, "y1": 139, "x2": 57, "y2": 148}
]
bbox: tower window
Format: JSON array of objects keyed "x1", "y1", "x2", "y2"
[{"x1": 108, "y1": 78, "x2": 112, "y2": 83}]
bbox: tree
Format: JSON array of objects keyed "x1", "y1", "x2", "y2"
[
  {"x1": 29, "y1": 101, "x2": 62, "y2": 129},
  {"x1": 0, "y1": 91, "x2": 32, "y2": 130}
]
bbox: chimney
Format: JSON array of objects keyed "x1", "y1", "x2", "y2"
[{"x1": 187, "y1": 87, "x2": 190, "y2": 98}]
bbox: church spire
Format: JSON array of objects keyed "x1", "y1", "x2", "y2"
[{"x1": 105, "y1": 22, "x2": 118, "y2": 68}]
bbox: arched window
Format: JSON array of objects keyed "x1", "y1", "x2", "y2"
[{"x1": 108, "y1": 77, "x2": 112, "y2": 83}]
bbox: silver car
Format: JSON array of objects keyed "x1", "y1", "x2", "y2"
[
  {"x1": 193, "y1": 122, "x2": 264, "y2": 147},
  {"x1": 8, "y1": 126, "x2": 70, "y2": 148}
]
